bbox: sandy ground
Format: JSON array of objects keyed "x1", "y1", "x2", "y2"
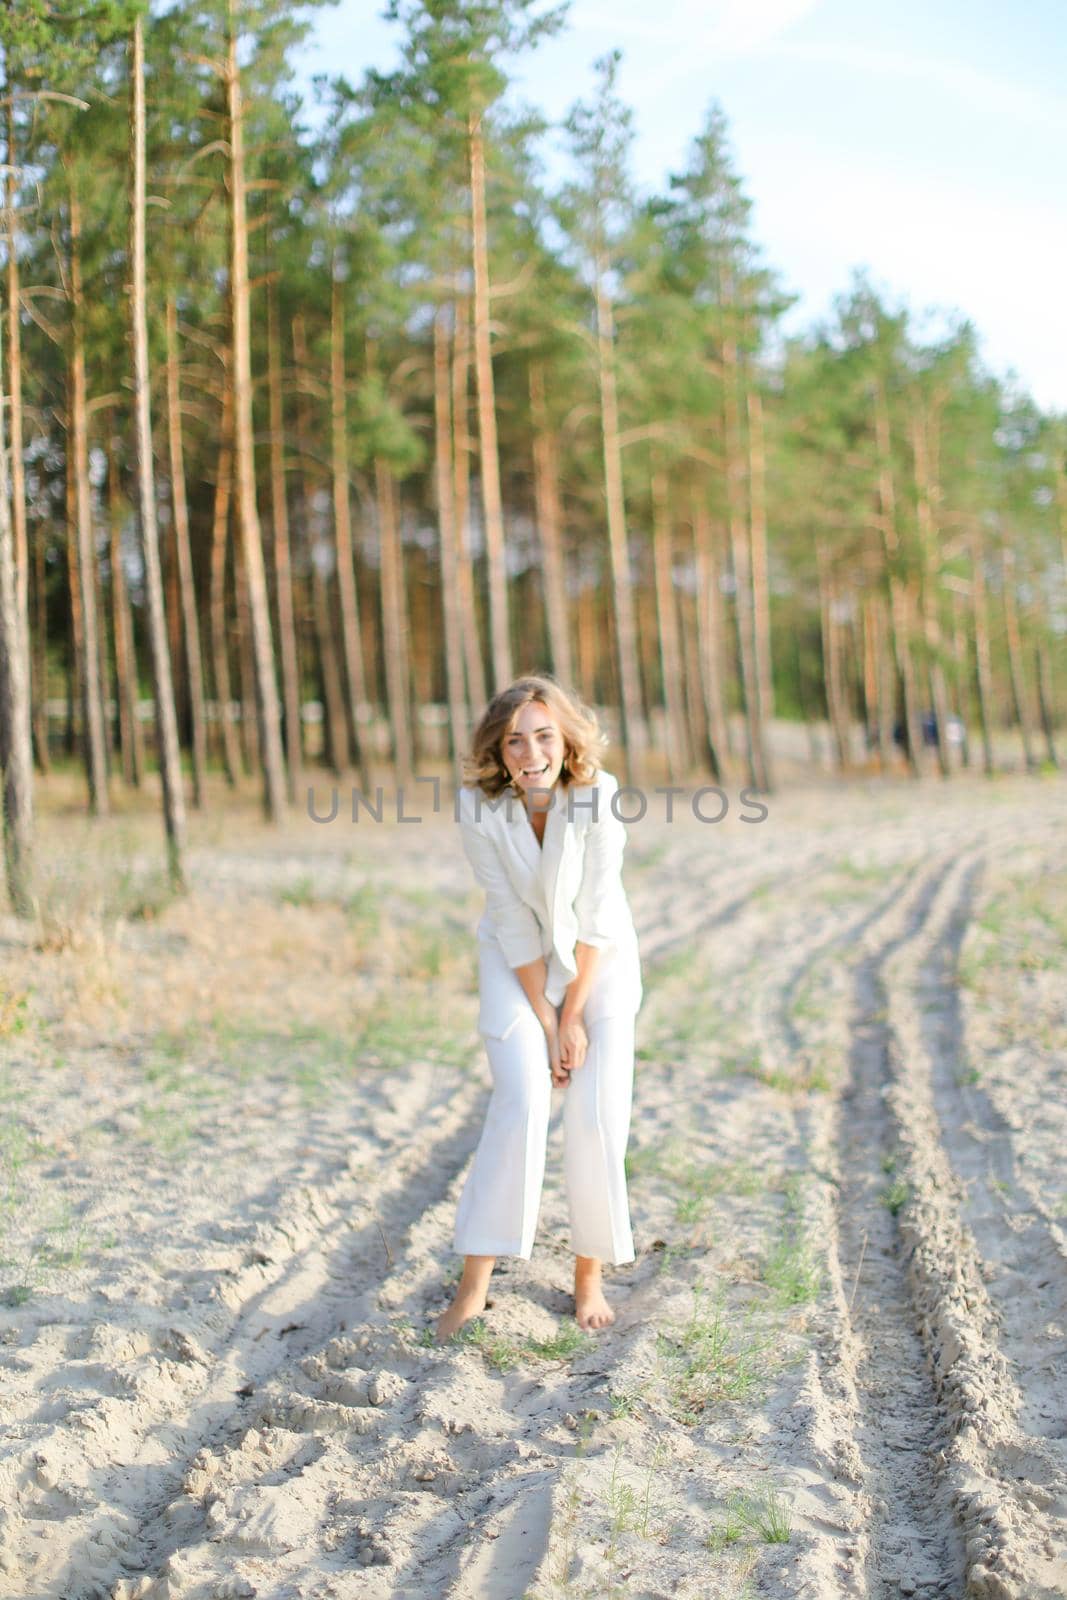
[{"x1": 1, "y1": 768, "x2": 1065, "y2": 1600}]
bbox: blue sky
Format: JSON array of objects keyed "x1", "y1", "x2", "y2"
[{"x1": 293, "y1": 0, "x2": 1067, "y2": 410}]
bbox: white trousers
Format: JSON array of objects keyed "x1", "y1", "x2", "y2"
[{"x1": 452, "y1": 974, "x2": 637, "y2": 1265}]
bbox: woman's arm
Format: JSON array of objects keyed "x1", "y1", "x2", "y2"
[
  {"x1": 458, "y1": 790, "x2": 563, "y2": 1078},
  {"x1": 561, "y1": 940, "x2": 602, "y2": 1023},
  {"x1": 571, "y1": 770, "x2": 628, "y2": 951},
  {"x1": 514, "y1": 955, "x2": 556, "y2": 1027},
  {"x1": 458, "y1": 789, "x2": 545, "y2": 970}
]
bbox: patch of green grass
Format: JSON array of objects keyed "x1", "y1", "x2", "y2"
[
  {"x1": 0, "y1": 1115, "x2": 48, "y2": 1219},
  {"x1": 643, "y1": 942, "x2": 705, "y2": 985},
  {"x1": 707, "y1": 1486, "x2": 793, "y2": 1549},
  {"x1": 834, "y1": 859, "x2": 895, "y2": 884},
  {"x1": 656, "y1": 1287, "x2": 775, "y2": 1423},
  {"x1": 449, "y1": 1315, "x2": 591, "y2": 1373},
  {"x1": 602, "y1": 1443, "x2": 668, "y2": 1539},
  {"x1": 344, "y1": 884, "x2": 383, "y2": 940},
  {"x1": 956, "y1": 951, "x2": 988, "y2": 991},
  {"x1": 278, "y1": 874, "x2": 319, "y2": 907},
  {"x1": 789, "y1": 975, "x2": 828, "y2": 1021},
  {"x1": 760, "y1": 1175, "x2": 822, "y2": 1306},
  {"x1": 737, "y1": 1487, "x2": 793, "y2": 1543},
  {"x1": 0, "y1": 992, "x2": 34, "y2": 1040},
  {"x1": 607, "y1": 1384, "x2": 650, "y2": 1421},
  {"x1": 631, "y1": 840, "x2": 670, "y2": 873},
  {"x1": 105, "y1": 862, "x2": 179, "y2": 922},
  {"x1": 407, "y1": 929, "x2": 451, "y2": 980},
  {"x1": 705, "y1": 1497, "x2": 748, "y2": 1551},
  {"x1": 625, "y1": 1141, "x2": 768, "y2": 1234},
  {"x1": 35, "y1": 1229, "x2": 91, "y2": 1271},
  {"x1": 0, "y1": 1118, "x2": 47, "y2": 1176},
  {"x1": 450, "y1": 1320, "x2": 523, "y2": 1371},
  {"x1": 721, "y1": 1050, "x2": 830, "y2": 1095},
  {"x1": 761, "y1": 1232, "x2": 821, "y2": 1307},
  {"x1": 353, "y1": 992, "x2": 470, "y2": 1070},
  {"x1": 523, "y1": 1323, "x2": 588, "y2": 1362},
  {"x1": 882, "y1": 1177, "x2": 909, "y2": 1217}
]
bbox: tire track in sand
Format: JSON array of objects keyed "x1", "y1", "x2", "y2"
[
  {"x1": 833, "y1": 851, "x2": 970, "y2": 1599},
  {"x1": 6, "y1": 1063, "x2": 491, "y2": 1600},
  {"x1": 883, "y1": 852, "x2": 1067, "y2": 1599}
]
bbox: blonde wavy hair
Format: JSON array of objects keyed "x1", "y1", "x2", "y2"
[{"x1": 461, "y1": 674, "x2": 610, "y2": 799}]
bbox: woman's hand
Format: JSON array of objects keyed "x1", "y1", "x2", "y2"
[
  {"x1": 559, "y1": 1011, "x2": 588, "y2": 1074},
  {"x1": 534, "y1": 998, "x2": 566, "y2": 1088}
]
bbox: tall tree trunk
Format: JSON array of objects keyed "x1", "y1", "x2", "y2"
[
  {"x1": 691, "y1": 495, "x2": 730, "y2": 782},
  {"x1": 636, "y1": 561, "x2": 657, "y2": 741},
  {"x1": 746, "y1": 382, "x2": 774, "y2": 786},
  {"x1": 910, "y1": 400, "x2": 952, "y2": 777},
  {"x1": 1001, "y1": 544, "x2": 1037, "y2": 771},
  {"x1": 817, "y1": 545, "x2": 850, "y2": 770},
  {"x1": 226, "y1": 5, "x2": 286, "y2": 821},
  {"x1": 529, "y1": 360, "x2": 573, "y2": 688},
  {"x1": 970, "y1": 526, "x2": 995, "y2": 776},
  {"x1": 31, "y1": 522, "x2": 49, "y2": 773},
  {"x1": 873, "y1": 587, "x2": 896, "y2": 767},
  {"x1": 595, "y1": 269, "x2": 645, "y2": 782},
  {"x1": 861, "y1": 591, "x2": 877, "y2": 761},
  {"x1": 577, "y1": 577, "x2": 596, "y2": 697},
  {"x1": 375, "y1": 457, "x2": 413, "y2": 787},
  {"x1": 329, "y1": 275, "x2": 369, "y2": 786},
  {"x1": 93, "y1": 518, "x2": 115, "y2": 773},
  {"x1": 266, "y1": 282, "x2": 302, "y2": 802},
  {"x1": 1034, "y1": 639, "x2": 1058, "y2": 767},
  {"x1": 409, "y1": 554, "x2": 434, "y2": 714},
  {"x1": 650, "y1": 466, "x2": 688, "y2": 779},
  {"x1": 434, "y1": 306, "x2": 468, "y2": 766},
  {"x1": 723, "y1": 329, "x2": 767, "y2": 792},
  {"x1": 210, "y1": 377, "x2": 241, "y2": 785},
  {"x1": 67, "y1": 178, "x2": 109, "y2": 814},
  {"x1": 0, "y1": 292, "x2": 36, "y2": 915},
  {"x1": 5, "y1": 85, "x2": 28, "y2": 681},
  {"x1": 8, "y1": 83, "x2": 47, "y2": 778},
  {"x1": 310, "y1": 562, "x2": 345, "y2": 774},
  {"x1": 468, "y1": 110, "x2": 511, "y2": 686},
  {"x1": 451, "y1": 292, "x2": 486, "y2": 712},
  {"x1": 65, "y1": 446, "x2": 82, "y2": 758},
  {"x1": 873, "y1": 379, "x2": 923, "y2": 775},
  {"x1": 950, "y1": 587, "x2": 973, "y2": 769},
  {"x1": 165, "y1": 293, "x2": 208, "y2": 807},
  {"x1": 129, "y1": 14, "x2": 186, "y2": 882},
  {"x1": 163, "y1": 483, "x2": 184, "y2": 739},
  {"x1": 234, "y1": 534, "x2": 259, "y2": 773},
  {"x1": 681, "y1": 580, "x2": 708, "y2": 769},
  {"x1": 292, "y1": 312, "x2": 347, "y2": 776},
  {"x1": 105, "y1": 417, "x2": 144, "y2": 786}
]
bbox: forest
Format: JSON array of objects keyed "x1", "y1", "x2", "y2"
[{"x1": 0, "y1": 0, "x2": 1064, "y2": 912}]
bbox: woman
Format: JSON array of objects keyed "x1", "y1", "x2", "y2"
[{"x1": 436, "y1": 674, "x2": 643, "y2": 1342}]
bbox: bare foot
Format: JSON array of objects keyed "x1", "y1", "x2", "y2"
[
  {"x1": 435, "y1": 1257, "x2": 496, "y2": 1343},
  {"x1": 574, "y1": 1258, "x2": 616, "y2": 1332},
  {"x1": 435, "y1": 1289, "x2": 488, "y2": 1343}
]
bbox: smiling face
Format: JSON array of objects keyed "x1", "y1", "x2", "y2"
[{"x1": 501, "y1": 700, "x2": 566, "y2": 806}]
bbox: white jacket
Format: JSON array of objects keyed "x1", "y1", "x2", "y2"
[{"x1": 457, "y1": 768, "x2": 642, "y2": 1036}]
